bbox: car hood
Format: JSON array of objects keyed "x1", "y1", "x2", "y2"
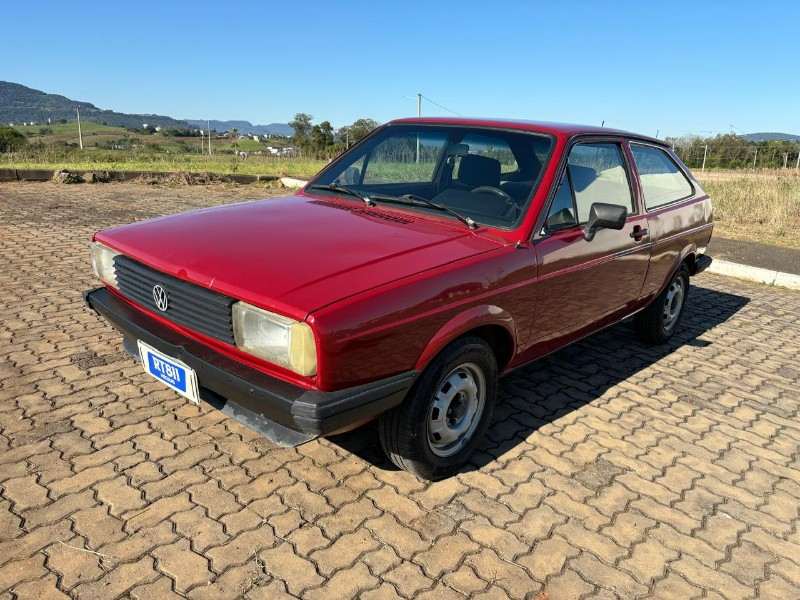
[{"x1": 96, "y1": 193, "x2": 502, "y2": 318}]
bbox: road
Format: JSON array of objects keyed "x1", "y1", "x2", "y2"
[{"x1": 1, "y1": 182, "x2": 799, "y2": 599}]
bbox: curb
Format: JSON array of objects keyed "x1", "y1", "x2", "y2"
[
  {"x1": 708, "y1": 259, "x2": 800, "y2": 291},
  {"x1": 279, "y1": 177, "x2": 308, "y2": 188}
]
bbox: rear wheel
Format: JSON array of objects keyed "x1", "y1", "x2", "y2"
[
  {"x1": 379, "y1": 336, "x2": 497, "y2": 480},
  {"x1": 635, "y1": 264, "x2": 690, "y2": 344}
]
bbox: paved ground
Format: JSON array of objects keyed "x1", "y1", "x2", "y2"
[{"x1": 1, "y1": 181, "x2": 799, "y2": 600}]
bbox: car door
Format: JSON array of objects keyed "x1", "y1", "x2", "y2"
[
  {"x1": 628, "y1": 141, "x2": 711, "y2": 297},
  {"x1": 527, "y1": 139, "x2": 650, "y2": 349}
]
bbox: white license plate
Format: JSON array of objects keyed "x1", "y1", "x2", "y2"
[{"x1": 137, "y1": 340, "x2": 200, "y2": 405}]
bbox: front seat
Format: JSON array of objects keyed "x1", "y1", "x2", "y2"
[
  {"x1": 432, "y1": 155, "x2": 510, "y2": 219},
  {"x1": 453, "y1": 154, "x2": 502, "y2": 190}
]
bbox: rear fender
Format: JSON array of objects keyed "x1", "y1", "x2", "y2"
[{"x1": 651, "y1": 243, "x2": 696, "y2": 300}]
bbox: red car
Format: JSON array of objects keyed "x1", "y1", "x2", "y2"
[{"x1": 86, "y1": 118, "x2": 713, "y2": 480}]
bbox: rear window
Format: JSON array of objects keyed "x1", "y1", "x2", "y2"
[{"x1": 630, "y1": 144, "x2": 694, "y2": 210}]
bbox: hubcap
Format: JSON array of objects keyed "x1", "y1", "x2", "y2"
[
  {"x1": 662, "y1": 277, "x2": 686, "y2": 331},
  {"x1": 427, "y1": 363, "x2": 486, "y2": 457}
]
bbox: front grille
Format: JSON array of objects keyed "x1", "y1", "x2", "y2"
[{"x1": 113, "y1": 255, "x2": 236, "y2": 344}]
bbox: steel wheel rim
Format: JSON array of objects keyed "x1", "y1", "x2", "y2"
[
  {"x1": 427, "y1": 362, "x2": 486, "y2": 457},
  {"x1": 662, "y1": 276, "x2": 686, "y2": 331}
]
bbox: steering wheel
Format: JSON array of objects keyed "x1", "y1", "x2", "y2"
[{"x1": 471, "y1": 186, "x2": 511, "y2": 199}]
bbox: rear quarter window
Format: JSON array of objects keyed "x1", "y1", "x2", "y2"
[{"x1": 630, "y1": 144, "x2": 694, "y2": 210}]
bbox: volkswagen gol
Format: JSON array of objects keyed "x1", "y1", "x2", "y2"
[{"x1": 85, "y1": 118, "x2": 712, "y2": 480}]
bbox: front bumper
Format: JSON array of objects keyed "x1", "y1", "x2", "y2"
[{"x1": 84, "y1": 287, "x2": 418, "y2": 445}]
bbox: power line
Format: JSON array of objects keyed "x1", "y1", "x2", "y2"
[{"x1": 419, "y1": 94, "x2": 463, "y2": 117}]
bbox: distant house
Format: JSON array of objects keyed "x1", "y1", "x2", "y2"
[{"x1": 266, "y1": 145, "x2": 293, "y2": 156}]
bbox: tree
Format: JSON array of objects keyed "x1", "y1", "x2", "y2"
[
  {"x1": 349, "y1": 118, "x2": 380, "y2": 142},
  {"x1": 289, "y1": 113, "x2": 313, "y2": 150},
  {"x1": 337, "y1": 118, "x2": 380, "y2": 148},
  {"x1": 310, "y1": 121, "x2": 334, "y2": 154},
  {"x1": 0, "y1": 126, "x2": 27, "y2": 152},
  {"x1": 230, "y1": 127, "x2": 239, "y2": 150}
]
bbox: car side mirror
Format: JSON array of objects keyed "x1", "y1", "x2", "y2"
[{"x1": 583, "y1": 202, "x2": 627, "y2": 241}]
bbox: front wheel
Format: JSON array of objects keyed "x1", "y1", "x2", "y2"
[
  {"x1": 379, "y1": 336, "x2": 497, "y2": 480},
  {"x1": 635, "y1": 264, "x2": 690, "y2": 344}
]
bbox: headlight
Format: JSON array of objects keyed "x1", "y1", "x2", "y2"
[
  {"x1": 90, "y1": 241, "x2": 120, "y2": 288},
  {"x1": 232, "y1": 302, "x2": 317, "y2": 377}
]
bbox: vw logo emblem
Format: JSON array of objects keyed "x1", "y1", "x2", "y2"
[{"x1": 152, "y1": 284, "x2": 169, "y2": 312}]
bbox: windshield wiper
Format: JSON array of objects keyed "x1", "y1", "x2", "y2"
[
  {"x1": 370, "y1": 193, "x2": 477, "y2": 230},
  {"x1": 306, "y1": 183, "x2": 375, "y2": 207}
]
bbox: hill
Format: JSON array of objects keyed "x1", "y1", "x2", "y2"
[
  {"x1": 0, "y1": 81, "x2": 189, "y2": 129},
  {"x1": 184, "y1": 119, "x2": 293, "y2": 137},
  {"x1": 743, "y1": 132, "x2": 800, "y2": 142}
]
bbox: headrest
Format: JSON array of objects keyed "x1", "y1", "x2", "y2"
[{"x1": 458, "y1": 154, "x2": 501, "y2": 188}]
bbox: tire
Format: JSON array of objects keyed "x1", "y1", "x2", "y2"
[
  {"x1": 378, "y1": 336, "x2": 497, "y2": 480},
  {"x1": 635, "y1": 264, "x2": 690, "y2": 345}
]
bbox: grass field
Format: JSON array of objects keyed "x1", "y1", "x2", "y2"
[
  {"x1": 698, "y1": 169, "x2": 800, "y2": 248},
  {"x1": 5, "y1": 150, "x2": 327, "y2": 177}
]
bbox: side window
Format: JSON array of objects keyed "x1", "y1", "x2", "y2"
[
  {"x1": 567, "y1": 143, "x2": 634, "y2": 223},
  {"x1": 545, "y1": 176, "x2": 578, "y2": 230},
  {"x1": 630, "y1": 144, "x2": 694, "y2": 210}
]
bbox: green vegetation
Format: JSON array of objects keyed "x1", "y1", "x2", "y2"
[
  {"x1": 0, "y1": 126, "x2": 27, "y2": 152},
  {"x1": 289, "y1": 113, "x2": 380, "y2": 158},
  {"x1": 670, "y1": 133, "x2": 800, "y2": 170},
  {"x1": 5, "y1": 145, "x2": 326, "y2": 177}
]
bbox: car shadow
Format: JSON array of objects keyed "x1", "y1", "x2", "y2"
[{"x1": 328, "y1": 285, "x2": 750, "y2": 475}]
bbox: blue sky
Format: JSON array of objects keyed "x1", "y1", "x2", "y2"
[{"x1": 4, "y1": 0, "x2": 799, "y2": 137}]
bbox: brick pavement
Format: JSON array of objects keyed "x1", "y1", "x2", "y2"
[{"x1": 1, "y1": 181, "x2": 799, "y2": 599}]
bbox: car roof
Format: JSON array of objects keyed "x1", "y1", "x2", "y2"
[{"x1": 389, "y1": 116, "x2": 664, "y2": 145}]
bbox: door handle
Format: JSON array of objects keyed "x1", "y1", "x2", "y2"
[{"x1": 630, "y1": 228, "x2": 649, "y2": 239}]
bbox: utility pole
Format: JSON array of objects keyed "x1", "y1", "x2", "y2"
[
  {"x1": 753, "y1": 148, "x2": 757, "y2": 169},
  {"x1": 416, "y1": 93, "x2": 421, "y2": 163},
  {"x1": 701, "y1": 144, "x2": 708, "y2": 172},
  {"x1": 76, "y1": 107, "x2": 83, "y2": 149},
  {"x1": 208, "y1": 120, "x2": 212, "y2": 156}
]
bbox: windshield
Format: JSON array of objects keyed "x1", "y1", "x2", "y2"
[{"x1": 310, "y1": 124, "x2": 554, "y2": 229}]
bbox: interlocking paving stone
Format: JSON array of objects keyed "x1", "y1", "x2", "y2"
[{"x1": 1, "y1": 181, "x2": 799, "y2": 598}]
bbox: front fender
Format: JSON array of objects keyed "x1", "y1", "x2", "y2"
[{"x1": 414, "y1": 305, "x2": 518, "y2": 372}]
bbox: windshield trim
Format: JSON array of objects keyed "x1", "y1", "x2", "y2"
[{"x1": 308, "y1": 123, "x2": 557, "y2": 232}]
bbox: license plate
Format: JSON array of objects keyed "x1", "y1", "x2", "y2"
[{"x1": 137, "y1": 340, "x2": 200, "y2": 405}]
